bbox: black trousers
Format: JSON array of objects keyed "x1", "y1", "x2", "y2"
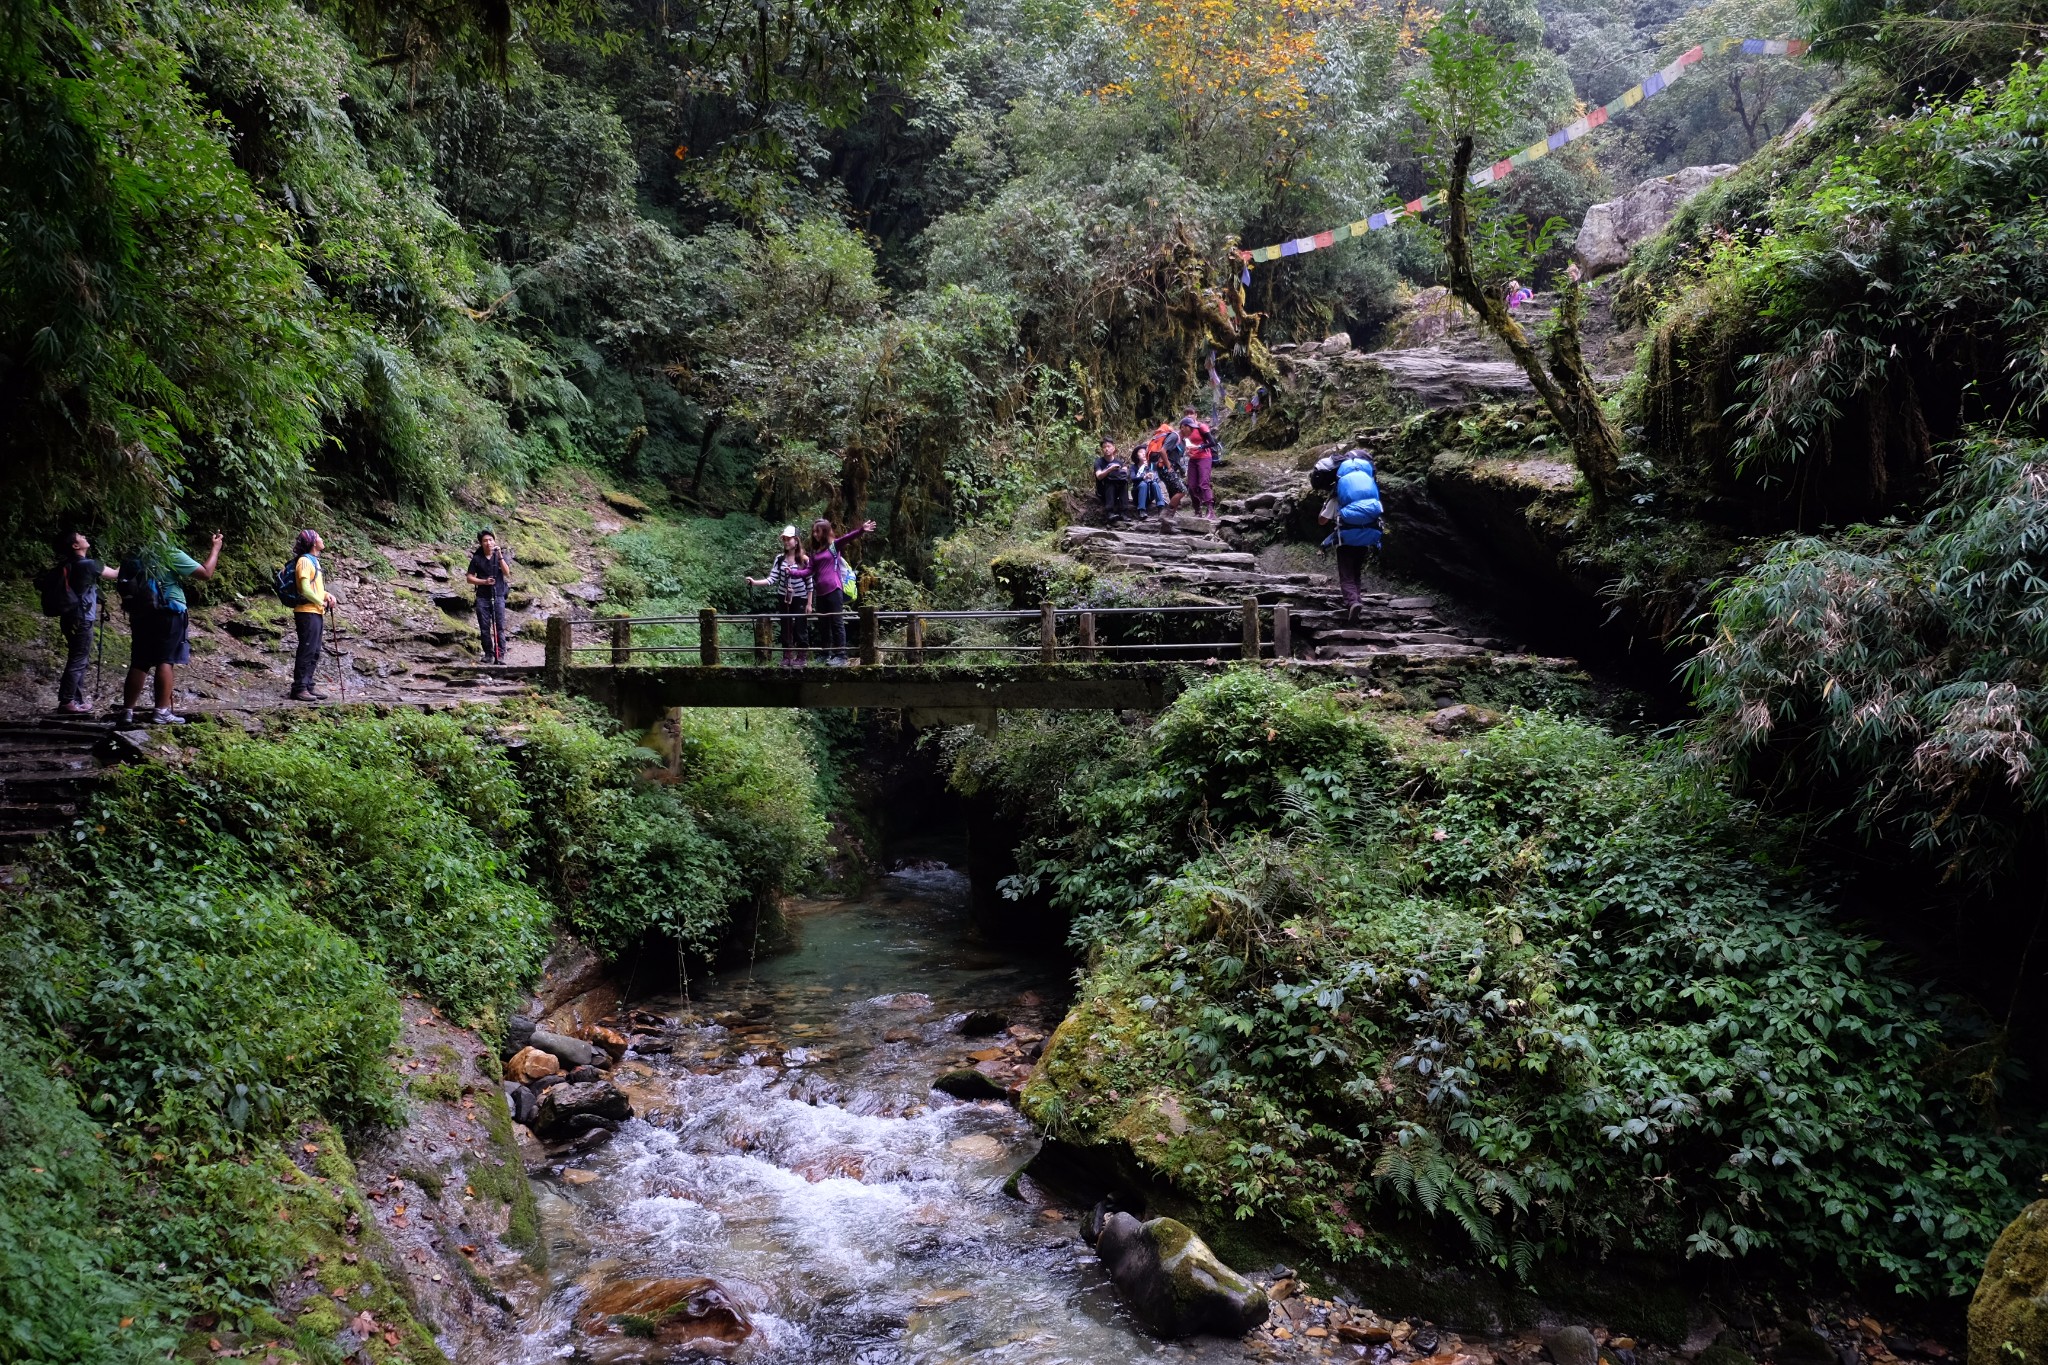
[
  {"x1": 58, "y1": 613, "x2": 93, "y2": 705},
  {"x1": 475, "y1": 594, "x2": 507, "y2": 661},
  {"x1": 1336, "y1": 545, "x2": 1372, "y2": 607},
  {"x1": 778, "y1": 602, "x2": 809, "y2": 665},
  {"x1": 292, "y1": 611, "x2": 325, "y2": 695},
  {"x1": 815, "y1": 588, "x2": 848, "y2": 658}
]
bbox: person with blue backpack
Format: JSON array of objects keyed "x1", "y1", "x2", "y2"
[
  {"x1": 1315, "y1": 449, "x2": 1384, "y2": 621},
  {"x1": 117, "y1": 530, "x2": 221, "y2": 725}
]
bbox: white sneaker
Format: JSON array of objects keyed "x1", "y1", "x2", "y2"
[{"x1": 151, "y1": 709, "x2": 188, "y2": 725}]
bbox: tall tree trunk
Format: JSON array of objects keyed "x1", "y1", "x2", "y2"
[{"x1": 1444, "y1": 135, "x2": 1627, "y2": 511}]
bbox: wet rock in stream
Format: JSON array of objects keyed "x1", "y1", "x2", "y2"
[
  {"x1": 933, "y1": 1067, "x2": 1008, "y2": 1100},
  {"x1": 1094, "y1": 1211, "x2": 1270, "y2": 1339},
  {"x1": 533, "y1": 1080, "x2": 632, "y2": 1137},
  {"x1": 577, "y1": 1276, "x2": 753, "y2": 1358}
]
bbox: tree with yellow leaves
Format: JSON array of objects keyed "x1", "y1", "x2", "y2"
[{"x1": 1095, "y1": 0, "x2": 1345, "y2": 159}]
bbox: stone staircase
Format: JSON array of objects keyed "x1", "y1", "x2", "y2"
[
  {"x1": 0, "y1": 718, "x2": 111, "y2": 866},
  {"x1": 1060, "y1": 518, "x2": 1505, "y2": 664}
]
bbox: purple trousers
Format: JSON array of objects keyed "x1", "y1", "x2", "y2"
[{"x1": 1187, "y1": 455, "x2": 1215, "y2": 510}]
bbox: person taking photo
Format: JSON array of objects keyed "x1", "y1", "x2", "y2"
[{"x1": 118, "y1": 530, "x2": 221, "y2": 726}]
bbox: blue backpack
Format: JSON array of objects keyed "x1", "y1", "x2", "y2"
[{"x1": 1332, "y1": 457, "x2": 1384, "y2": 548}]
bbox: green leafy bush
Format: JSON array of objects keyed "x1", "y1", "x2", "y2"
[
  {"x1": 984, "y1": 678, "x2": 2047, "y2": 1298},
  {"x1": 516, "y1": 705, "x2": 827, "y2": 957}
]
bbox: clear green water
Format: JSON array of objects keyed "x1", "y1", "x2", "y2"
[{"x1": 510, "y1": 867, "x2": 1255, "y2": 1363}]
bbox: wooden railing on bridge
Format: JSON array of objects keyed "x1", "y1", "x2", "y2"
[{"x1": 542, "y1": 599, "x2": 1291, "y2": 688}]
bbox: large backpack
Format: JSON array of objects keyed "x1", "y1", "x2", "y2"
[
  {"x1": 115, "y1": 553, "x2": 166, "y2": 614},
  {"x1": 34, "y1": 562, "x2": 79, "y2": 617}
]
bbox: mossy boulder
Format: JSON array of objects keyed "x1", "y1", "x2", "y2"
[
  {"x1": 1094, "y1": 1212, "x2": 1269, "y2": 1338},
  {"x1": 1972, "y1": 1199, "x2": 2048, "y2": 1365}
]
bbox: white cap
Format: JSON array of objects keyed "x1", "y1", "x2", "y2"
[{"x1": 781, "y1": 525, "x2": 798, "y2": 538}]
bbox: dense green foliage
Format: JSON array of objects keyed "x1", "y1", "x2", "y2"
[
  {"x1": 975, "y1": 673, "x2": 2045, "y2": 1298},
  {"x1": 2, "y1": 0, "x2": 1811, "y2": 570},
  {"x1": 0, "y1": 703, "x2": 829, "y2": 1358},
  {"x1": 1628, "y1": 62, "x2": 2048, "y2": 516},
  {"x1": 1691, "y1": 433, "x2": 2048, "y2": 884}
]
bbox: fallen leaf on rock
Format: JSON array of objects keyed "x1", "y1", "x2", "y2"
[
  {"x1": 385, "y1": 1330, "x2": 401, "y2": 1345},
  {"x1": 302, "y1": 1144, "x2": 318, "y2": 1154},
  {"x1": 460, "y1": 1244, "x2": 477, "y2": 1255},
  {"x1": 349, "y1": 1311, "x2": 377, "y2": 1336}
]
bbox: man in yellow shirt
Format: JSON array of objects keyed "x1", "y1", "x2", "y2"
[{"x1": 286, "y1": 530, "x2": 342, "y2": 701}]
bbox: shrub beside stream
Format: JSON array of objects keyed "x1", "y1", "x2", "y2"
[
  {"x1": 0, "y1": 701, "x2": 829, "y2": 1361},
  {"x1": 963, "y1": 672, "x2": 2048, "y2": 1307}
]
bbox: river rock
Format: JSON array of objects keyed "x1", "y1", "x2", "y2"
[
  {"x1": 567, "y1": 1065, "x2": 603, "y2": 1084},
  {"x1": 580, "y1": 1024, "x2": 629, "y2": 1058},
  {"x1": 1094, "y1": 1212, "x2": 1269, "y2": 1339},
  {"x1": 933, "y1": 1068, "x2": 1008, "y2": 1100},
  {"x1": 533, "y1": 1081, "x2": 632, "y2": 1137},
  {"x1": 959, "y1": 1009, "x2": 1007, "y2": 1036},
  {"x1": 1975, "y1": 1202, "x2": 2048, "y2": 1365},
  {"x1": 1546, "y1": 1325, "x2": 1601, "y2": 1365},
  {"x1": 501, "y1": 1080, "x2": 537, "y2": 1126},
  {"x1": 529, "y1": 1028, "x2": 601, "y2": 1069},
  {"x1": 1573, "y1": 164, "x2": 1737, "y2": 277},
  {"x1": 1316, "y1": 331, "x2": 1353, "y2": 356},
  {"x1": 577, "y1": 1276, "x2": 752, "y2": 1358},
  {"x1": 505, "y1": 1046, "x2": 562, "y2": 1084},
  {"x1": 504, "y1": 1013, "x2": 537, "y2": 1053}
]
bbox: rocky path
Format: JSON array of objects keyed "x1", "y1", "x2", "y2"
[{"x1": 1062, "y1": 515, "x2": 1511, "y2": 666}]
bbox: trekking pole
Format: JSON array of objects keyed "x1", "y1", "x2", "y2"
[{"x1": 326, "y1": 602, "x2": 349, "y2": 701}]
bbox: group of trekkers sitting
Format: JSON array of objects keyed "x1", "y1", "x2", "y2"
[
  {"x1": 744, "y1": 516, "x2": 877, "y2": 668},
  {"x1": 1092, "y1": 409, "x2": 1221, "y2": 526},
  {"x1": 37, "y1": 525, "x2": 515, "y2": 721}
]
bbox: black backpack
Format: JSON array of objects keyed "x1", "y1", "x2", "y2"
[
  {"x1": 115, "y1": 554, "x2": 166, "y2": 614},
  {"x1": 34, "y1": 563, "x2": 77, "y2": 617}
]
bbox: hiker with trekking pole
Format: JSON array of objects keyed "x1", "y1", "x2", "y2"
[
  {"x1": 36, "y1": 531, "x2": 120, "y2": 715},
  {"x1": 276, "y1": 530, "x2": 341, "y2": 702}
]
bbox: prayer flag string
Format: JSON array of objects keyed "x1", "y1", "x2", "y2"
[{"x1": 1239, "y1": 38, "x2": 1811, "y2": 267}]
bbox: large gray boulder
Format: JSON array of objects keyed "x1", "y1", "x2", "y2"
[
  {"x1": 1094, "y1": 1212, "x2": 1269, "y2": 1338},
  {"x1": 1574, "y1": 165, "x2": 1738, "y2": 277},
  {"x1": 528, "y1": 1028, "x2": 600, "y2": 1069},
  {"x1": 533, "y1": 1080, "x2": 632, "y2": 1137}
]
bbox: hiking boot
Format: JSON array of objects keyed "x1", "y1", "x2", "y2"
[
  {"x1": 57, "y1": 701, "x2": 91, "y2": 715},
  {"x1": 1346, "y1": 603, "x2": 1362, "y2": 623},
  {"x1": 151, "y1": 709, "x2": 188, "y2": 725},
  {"x1": 117, "y1": 708, "x2": 136, "y2": 726}
]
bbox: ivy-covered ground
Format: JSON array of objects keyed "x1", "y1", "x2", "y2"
[{"x1": 953, "y1": 671, "x2": 2047, "y2": 1311}]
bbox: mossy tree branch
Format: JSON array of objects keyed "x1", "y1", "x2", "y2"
[{"x1": 1443, "y1": 135, "x2": 1627, "y2": 511}]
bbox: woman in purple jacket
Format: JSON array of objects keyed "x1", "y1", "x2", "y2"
[{"x1": 806, "y1": 516, "x2": 877, "y2": 664}]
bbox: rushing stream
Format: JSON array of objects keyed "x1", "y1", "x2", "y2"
[{"x1": 509, "y1": 865, "x2": 1256, "y2": 1363}]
